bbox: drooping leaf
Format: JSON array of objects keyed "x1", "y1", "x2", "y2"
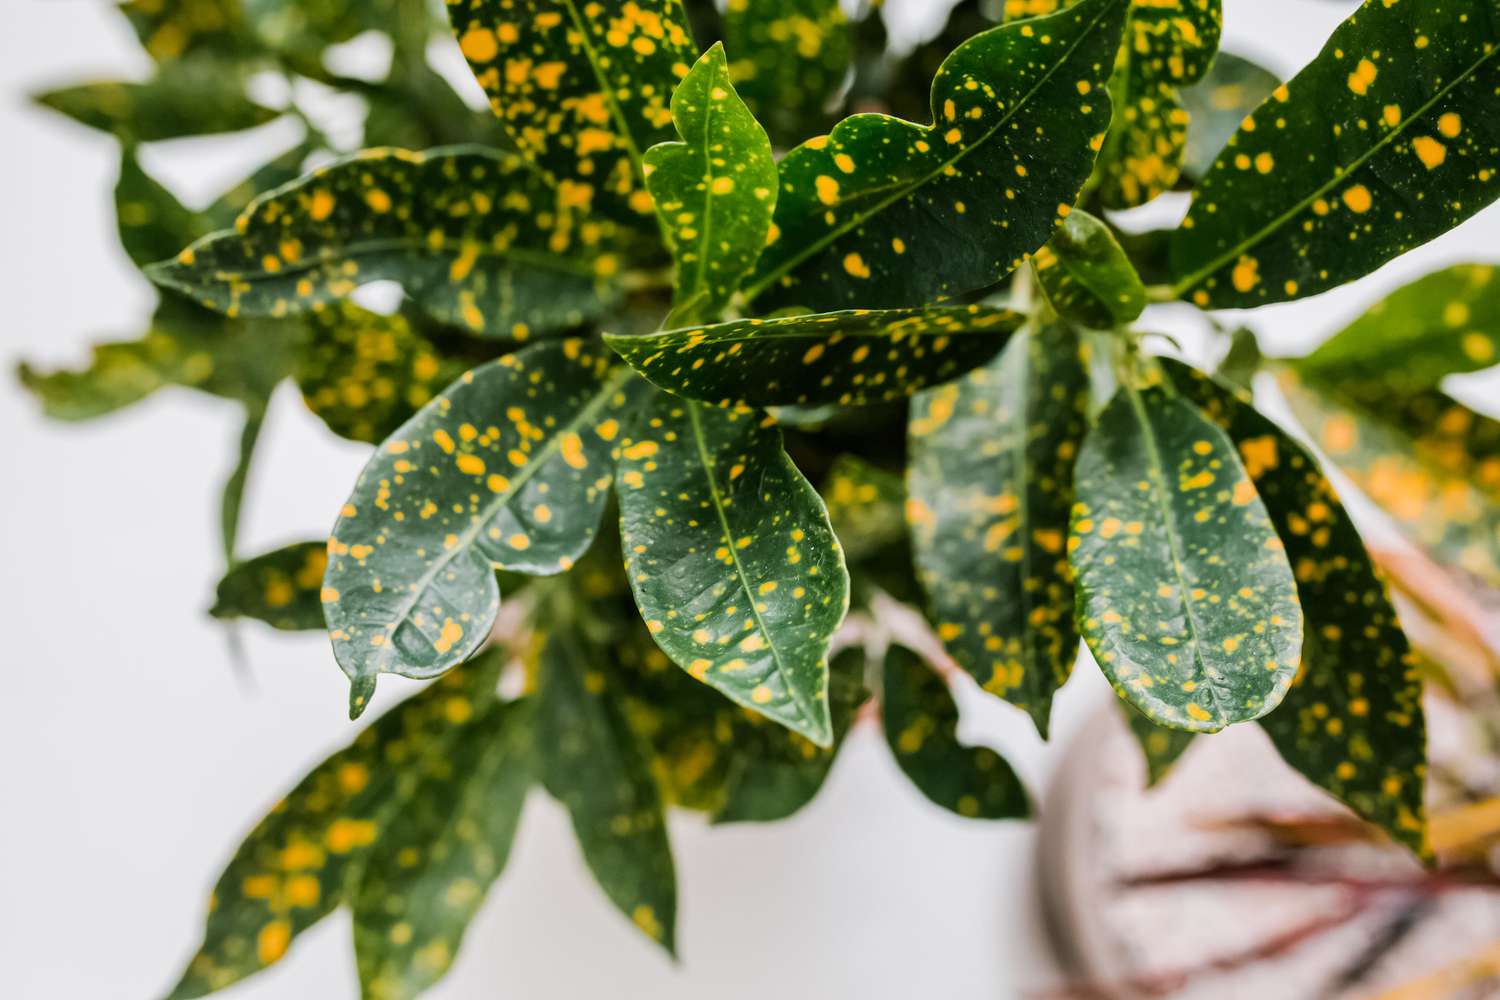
[
  {"x1": 116, "y1": 151, "x2": 206, "y2": 268},
  {"x1": 721, "y1": 0, "x2": 852, "y2": 148},
  {"x1": 148, "y1": 147, "x2": 621, "y2": 340},
  {"x1": 161, "y1": 660, "x2": 501, "y2": 1000},
  {"x1": 295, "y1": 303, "x2": 470, "y2": 445},
  {"x1": 211, "y1": 541, "x2": 330, "y2": 632},
  {"x1": 740, "y1": 0, "x2": 1128, "y2": 314},
  {"x1": 1277, "y1": 371, "x2": 1500, "y2": 590},
  {"x1": 34, "y1": 58, "x2": 277, "y2": 143},
  {"x1": 324, "y1": 340, "x2": 641, "y2": 717},
  {"x1": 822, "y1": 456, "x2": 906, "y2": 563},
  {"x1": 616, "y1": 392, "x2": 849, "y2": 745},
  {"x1": 1296, "y1": 264, "x2": 1500, "y2": 393},
  {"x1": 444, "y1": 0, "x2": 698, "y2": 240},
  {"x1": 536, "y1": 628, "x2": 677, "y2": 954},
  {"x1": 220, "y1": 404, "x2": 265, "y2": 564},
  {"x1": 880, "y1": 644, "x2": 1031, "y2": 819},
  {"x1": 351, "y1": 698, "x2": 533, "y2": 1000},
  {"x1": 1033, "y1": 208, "x2": 1146, "y2": 328},
  {"x1": 1179, "y1": 50, "x2": 1279, "y2": 180},
  {"x1": 1070, "y1": 382, "x2": 1303, "y2": 732},
  {"x1": 606, "y1": 305, "x2": 1023, "y2": 407},
  {"x1": 1122, "y1": 701, "x2": 1196, "y2": 786},
  {"x1": 1171, "y1": 0, "x2": 1500, "y2": 308},
  {"x1": 908, "y1": 324, "x2": 1089, "y2": 737},
  {"x1": 645, "y1": 42, "x2": 778, "y2": 328},
  {"x1": 1167, "y1": 361, "x2": 1428, "y2": 856}
]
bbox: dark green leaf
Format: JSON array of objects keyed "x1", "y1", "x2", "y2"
[
  {"x1": 162, "y1": 659, "x2": 501, "y2": 1000},
  {"x1": 220, "y1": 405, "x2": 265, "y2": 564},
  {"x1": 352, "y1": 698, "x2": 533, "y2": 1000},
  {"x1": 34, "y1": 58, "x2": 276, "y2": 143},
  {"x1": 148, "y1": 147, "x2": 621, "y2": 340},
  {"x1": 1179, "y1": 51, "x2": 1280, "y2": 180},
  {"x1": 721, "y1": 0, "x2": 852, "y2": 148},
  {"x1": 324, "y1": 340, "x2": 640, "y2": 717},
  {"x1": 881, "y1": 644, "x2": 1030, "y2": 819},
  {"x1": 645, "y1": 42, "x2": 778, "y2": 327},
  {"x1": 536, "y1": 628, "x2": 676, "y2": 953},
  {"x1": 1070, "y1": 382, "x2": 1303, "y2": 731},
  {"x1": 1034, "y1": 208, "x2": 1146, "y2": 328},
  {"x1": 908, "y1": 324, "x2": 1089, "y2": 737},
  {"x1": 616, "y1": 392, "x2": 849, "y2": 745},
  {"x1": 116, "y1": 152, "x2": 206, "y2": 268},
  {"x1": 295, "y1": 302, "x2": 470, "y2": 445},
  {"x1": 211, "y1": 541, "x2": 330, "y2": 631},
  {"x1": 1122, "y1": 701, "x2": 1195, "y2": 786},
  {"x1": 822, "y1": 455, "x2": 906, "y2": 563},
  {"x1": 606, "y1": 305, "x2": 1023, "y2": 407},
  {"x1": 1172, "y1": 0, "x2": 1500, "y2": 308},
  {"x1": 1296, "y1": 264, "x2": 1500, "y2": 392},
  {"x1": 741, "y1": 0, "x2": 1128, "y2": 313},
  {"x1": 1167, "y1": 361, "x2": 1428, "y2": 856}
]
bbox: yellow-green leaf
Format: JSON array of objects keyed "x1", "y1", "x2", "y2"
[{"x1": 1033, "y1": 208, "x2": 1146, "y2": 328}]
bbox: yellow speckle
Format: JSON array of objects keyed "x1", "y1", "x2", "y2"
[
  {"x1": 833, "y1": 153, "x2": 856, "y2": 174},
  {"x1": 710, "y1": 176, "x2": 735, "y2": 195},
  {"x1": 325, "y1": 818, "x2": 377, "y2": 854},
  {"x1": 751, "y1": 685, "x2": 773, "y2": 704},
  {"x1": 815, "y1": 175, "x2": 840, "y2": 205},
  {"x1": 1346, "y1": 58, "x2": 1377, "y2": 96},
  {"x1": 1438, "y1": 112, "x2": 1462, "y2": 138},
  {"x1": 456, "y1": 454, "x2": 485, "y2": 476},
  {"x1": 1342, "y1": 184, "x2": 1372, "y2": 214},
  {"x1": 1412, "y1": 135, "x2": 1446, "y2": 170},
  {"x1": 458, "y1": 26, "x2": 498, "y2": 62},
  {"x1": 1232, "y1": 256, "x2": 1260, "y2": 294},
  {"x1": 364, "y1": 189, "x2": 392, "y2": 213},
  {"x1": 257, "y1": 921, "x2": 292, "y2": 965},
  {"x1": 843, "y1": 253, "x2": 871, "y2": 279},
  {"x1": 1186, "y1": 703, "x2": 1212, "y2": 723},
  {"x1": 1254, "y1": 152, "x2": 1275, "y2": 174}
]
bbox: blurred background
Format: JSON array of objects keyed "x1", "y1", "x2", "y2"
[{"x1": 5, "y1": 1, "x2": 1500, "y2": 998}]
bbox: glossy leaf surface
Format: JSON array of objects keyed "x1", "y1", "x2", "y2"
[
  {"x1": 1172, "y1": 0, "x2": 1500, "y2": 308},
  {"x1": 742, "y1": 0, "x2": 1128, "y2": 313},
  {"x1": 1034, "y1": 209, "x2": 1146, "y2": 328},
  {"x1": 324, "y1": 340, "x2": 638, "y2": 716},
  {"x1": 211, "y1": 541, "x2": 329, "y2": 632},
  {"x1": 722, "y1": 0, "x2": 851, "y2": 148},
  {"x1": 1179, "y1": 51, "x2": 1279, "y2": 180},
  {"x1": 537, "y1": 628, "x2": 677, "y2": 953},
  {"x1": 1070, "y1": 384, "x2": 1302, "y2": 731},
  {"x1": 606, "y1": 305, "x2": 1022, "y2": 407},
  {"x1": 908, "y1": 325, "x2": 1089, "y2": 736},
  {"x1": 149, "y1": 147, "x2": 618, "y2": 339},
  {"x1": 645, "y1": 43, "x2": 778, "y2": 328},
  {"x1": 616, "y1": 393, "x2": 849, "y2": 745},
  {"x1": 1168, "y1": 362, "x2": 1428, "y2": 855},
  {"x1": 352, "y1": 699, "x2": 532, "y2": 1000},
  {"x1": 881, "y1": 645, "x2": 1031, "y2": 819}
]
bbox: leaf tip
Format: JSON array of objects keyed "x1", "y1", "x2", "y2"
[{"x1": 348, "y1": 672, "x2": 377, "y2": 720}]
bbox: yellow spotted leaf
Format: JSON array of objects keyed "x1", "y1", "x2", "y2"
[
  {"x1": 1033, "y1": 208, "x2": 1146, "y2": 328},
  {"x1": 721, "y1": 0, "x2": 852, "y2": 148},
  {"x1": 211, "y1": 541, "x2": 330, "y2": 632}
]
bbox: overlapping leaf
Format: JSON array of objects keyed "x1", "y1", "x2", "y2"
[
  {"x1": 1123, "y1": 704, "x2": 1196, "y2": 786},
  {"x1": 822, "y1": 456, "x2": 906, "y2": 563},
  {"x1": 645, "y1": 43, "x2": 778, "y2": 328},
  {"x1": 1070, "y1": 383, "x2": 1302, "y2": 731},
  {"x1": 34, "y1": 58, "x2": 276, "y2": 143},
  {"x1": 1168, "y1": 361, "x2": 1427, "y2": 855},
  {"x1": 606, "y1": 305, "x2": 1022, "y2": 407},
  {"x1": 324, "y1": 340, "x2": 641, "y2": 717},
  {"x1": 116, "y1": 153, "x2": 206, "y2": 268},
  {"x1": 1179, "y1": 51, "x2": 1279, "y2": 180},
  {"x1": 740, "y1": 0, "x2": 1128, "y2": 314},
  {"x1": 1172, "y1": 0, "x2": 1500, "y2": 308},
  {"x1": 881, "y1": 645, "x2": 1031, "y2": 819},
  {"x1": 721, "y1": 0, "x2": 852, "y2": 147},
  {"x1": 1033, "y1": 209, "x2": 1145, "y2": 328},
  {"x1": 211, "y1": 541, "x2": 330, "y2": 632},
  {"x1": 616, "y1": 391, "x2": 849, "y2": 745},
  {"x1": 352, "y1": 699, "x2": 533, "y2": 1000},
  {"x1": 162, "y1": 660, "x2": 501, "y2": 1000},
  {"x1": 908, "y1": 325, "x2": 1089, "y2": 736},
  {"x1": 536, "y1": 628, "x2": 677, "y2": 953},
  {"x1": 148, "y1": 147, "x2": 621, "y2": 339}
]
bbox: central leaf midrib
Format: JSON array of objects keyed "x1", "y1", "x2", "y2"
[
  {"x1": 742, "y1": 0, "x2": 1121, "y2": 305},
  {"x1": 185, "y1": 236, "x2": 598, "y2": 286}
]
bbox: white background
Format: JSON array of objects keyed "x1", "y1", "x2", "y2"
[{"x1": 4, "y1": 1, "x2": 1498, "y2": 998}]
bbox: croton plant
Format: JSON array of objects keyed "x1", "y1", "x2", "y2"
[{"x1": 23, "y1": 0, "x2": 1500, "y2": 995}]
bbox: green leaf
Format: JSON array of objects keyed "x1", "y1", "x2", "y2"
[
  {"x1": 1070, "y1": 382, "x2": 1303, "y2": 732},
  {"x1": 1296, "y1": 264, "x2": 1500, "y2": 392},
  {"x1": 34, "y1": 58, "x2": 277, "y2": 143},
  {"x1": 1171, "y1": 0, "x2": 1500, "y2": 308},
  {"x1": 211, "y1": 541, "x2": 330, "y2": 631},
  {"x1": 1034, "y1": 208, "x2": 1146, "y2": 328},
  {"x1": 1179, "y1": 50, "x2": 1280, "y2": 180},
  {"x1": 295, "y1": 302, "x2": 470, "y2": 445},
  {"x1": 536, "y1": 628, "x2": 677, "y2": 954},
  {"x1": 881, "y1": 644, "x2": 1031, "y2": 819},
  {"x1": 147, "y1": 147, "x2": 621, "y2": 340},
  {"x1": 444, "y1": 0, "x2": 698, "y2": 239},
  {"x1": 616, "y1": 392, "x2": 850, "y2": 746},
  {"x1": 1122, "y1": 701, "x2": 1195, "y2": 786},
  {"x1": 352, "y1": 698, "x2": 533, "y2": 1000},
  {"x1": 822, "y1": 456, "x2": 906, "y2": 563},
  {"x1": 199, "y1": 143, "x2": 316, "y2": 232},
  {"x1": 606, "y1": 305, "x2": 1023, "y2": 407},
  {"x1": 161, "y1": 660, "x2": 501, "y2": 1000},
  {"x1": 116, "y1": 152, "x2": 206, "y2": 269},
  {"x1": 740, "y1": 0, "x2": 1128, "y2": 314},
  {"x1": 121, "y1": 0, "x2": 248, "y2": 64},
  {"x1": 242, "y1": 0, "x2": 398, "y2": 68},
  {"x1": 1166, "y1": 361, "x2": 1428, "y2": 856},
  {"x1": 220, "y1": 404, "x2": 265, "y2": 564},
  {"x1": 645, "y1": 42, "x2": 778, "y2": 328},
  {"x1": 721, "y1": 0, "x2": 852, "y2": 148},
  {"x1": 1277, "y1": 371, "x2": 1500, "y2": 590},
  {"x1": 324, "y1": 340, "x2": 640, "y2": 717},
  {"x1": 908, "y1": 324, "x2": 1089, "y2": 737}
]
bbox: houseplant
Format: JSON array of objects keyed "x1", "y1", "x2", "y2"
[{"x1": 20, "y1": 0, "x2": 1500, "y2": 996}]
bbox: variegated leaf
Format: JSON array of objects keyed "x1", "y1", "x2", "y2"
[
  {"x1": 721, "y1": 0, "x2": 852, "y2": 148},
  {"x1": 211, "y1": 541, "x2": 329, "y2": 632},
  {"x1": 1179, "y1": 50, "x2": 1279, "y2": 180},
  {"x1": 1122, "y1": 702, "x2": 1196, "y2": 786},
  {"x1": 1034, "y1": 208, "x2": 1146, "y2": 329},
  {"x1": 823, "y1": 455, "x2": 907, "y2": 563}
]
